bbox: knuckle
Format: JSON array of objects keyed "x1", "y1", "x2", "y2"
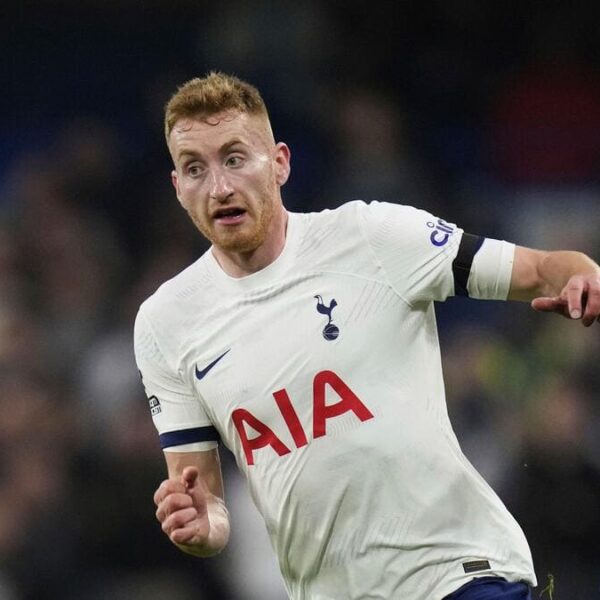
[
  {"x1": 164, "y1": 516, "x2": 178, "y2": 532},
  {"x1": 171, "y1": 530, "x2": 186, "y2": 545},
  {"x1": 153, "y1": 485, "x2": 165, "y2": 502},
  {"x1": 155, "y1": 483, "x2": 170, "y2": 500},
  {"x1": 163, "y1": 508, "x2": 195, "y2": 534},
  {"x1": 156, "y1": 490, "x2": 191, "y2": 514},
  {"x1": 166, "y1": 494, "x2": 189, "y2": 512},
  {"x1": 168, "y1": 511, "x2": 185, "y2": 528}
]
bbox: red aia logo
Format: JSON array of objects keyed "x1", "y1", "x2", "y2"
[{"x1": 232, "y1": 370, "x2": 374, "y2": 465}]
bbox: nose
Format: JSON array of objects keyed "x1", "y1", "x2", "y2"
[{"x1": 208, "y1": 167, "x2": 234, "y2": 202}]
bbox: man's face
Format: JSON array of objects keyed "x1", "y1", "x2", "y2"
[{"x1": 169, "y1": 111, "x2": 290, "y2": 253}]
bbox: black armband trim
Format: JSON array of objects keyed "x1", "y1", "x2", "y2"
[
  {"x1": 159, "y1": 426, "x2": 220, "y2": 449},
  {"x1": 452, "y1": 233, "x2": 484, "y2": 297}
]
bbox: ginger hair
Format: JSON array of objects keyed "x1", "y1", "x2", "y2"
[{"x1": 164, "y1": 71, "x2": 270, "y2": 142}]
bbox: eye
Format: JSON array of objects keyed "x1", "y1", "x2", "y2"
[
  {"x1": 226, "y1": 155, "x2": 244, "y2": 168},
  {"x1": 186, "y1": 163, "x2": 204, "y2": 178}
]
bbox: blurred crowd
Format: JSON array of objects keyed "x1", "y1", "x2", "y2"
[{"x1": 2, "y1": 1, "x2": 600, "y2": 599}]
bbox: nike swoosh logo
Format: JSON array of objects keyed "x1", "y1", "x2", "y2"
[{"x1": 195, "y1": 349, "x2": 231, "y2": 380}]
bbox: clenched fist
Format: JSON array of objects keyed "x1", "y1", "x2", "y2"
[{"x1": 153, "y1": 466, "x2": 229, "y2": 556}]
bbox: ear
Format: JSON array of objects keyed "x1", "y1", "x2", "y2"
[
  {"x1": 171, "y1": 170, "x2": 184, "y2": 205},
  {"x1": 273, "y1": 142, "x2": 291, "y2": 186}
]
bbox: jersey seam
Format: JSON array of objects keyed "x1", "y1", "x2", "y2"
[
  {"x1": 139, "y1": 307, "x2": 184, "y2": 381},
  {"x1": 138, "y1": 306, "x2": 213, "y2": 424},
  {"x1": 355, "y1": 204, "x2": 416, "y2": 310}
]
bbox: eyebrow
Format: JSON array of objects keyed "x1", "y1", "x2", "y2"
[
  {"x1": 176, "y1": 139, "x2": 248, "y2": 163},
  {"x1": 177, "y1": 150, "x2": 201, "y2": 162},
  {"x1": 220, "y1": 138, "x2": 247, "y2": 153}
]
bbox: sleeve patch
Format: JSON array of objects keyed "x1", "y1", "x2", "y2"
[{"x1": 148, "y1": 395, "x2": 161, "y2": 416}]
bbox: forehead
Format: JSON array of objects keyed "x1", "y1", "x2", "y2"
[{"x1": 169, "y1": 111, "x2": 269, "y2": 157}]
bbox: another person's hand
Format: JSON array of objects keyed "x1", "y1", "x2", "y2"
[
  {"x1": 154, "y1": 466, "x2": 213, "y2": 554},
  {"x1": 532, "y1": 273, "x2": 600, "y2": 326}
]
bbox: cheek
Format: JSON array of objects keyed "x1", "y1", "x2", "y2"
[
  {"x1": 234, "y1": 159, "x2": 275, "y2": 189},
  {"x1": 249, "y1": 172, "x2": 276, "y2": 203},
  {"x1": 179, "y1": 181, "x2": 208, "y2": 209}
]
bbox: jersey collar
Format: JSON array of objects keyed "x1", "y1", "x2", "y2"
[{"x1": 204, "y1": 211, "x2": 304, "y2": 292}]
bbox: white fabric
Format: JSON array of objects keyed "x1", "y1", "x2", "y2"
[
  {"x1": 134, "y1": 201, "x2": 535, "y2": 600},
  {"x1": 467, "y1": 238, "x2": 515, "y2": 300}
]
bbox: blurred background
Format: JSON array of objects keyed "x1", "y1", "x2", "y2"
[{"x1": 2, "y1": 1, "x2": 600, "y2": 598}]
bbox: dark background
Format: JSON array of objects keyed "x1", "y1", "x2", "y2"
[{"x1": 1, "y1": 1, "x2": 600, "y2": 598}]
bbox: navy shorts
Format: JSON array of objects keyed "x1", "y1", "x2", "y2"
[{"x1": 443, "y1": 577, "x2": 532, "y2": 600}]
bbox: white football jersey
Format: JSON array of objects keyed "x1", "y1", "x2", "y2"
[{"x1": 134, "y1": 201, "x2": 536, "y2": 600}]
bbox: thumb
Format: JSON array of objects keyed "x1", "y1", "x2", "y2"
[
  {"x1": 182, "y1": 466, "x2": 200, "y2": 490},
  {"x1": 181, "y1": 466, "x2": 208, "y2": 513}
]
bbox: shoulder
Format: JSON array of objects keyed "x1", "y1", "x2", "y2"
[
  {"x1": 305, "y1": 201, "x2": 431, "y2": 245},
  {"x1": 356, "y1": 200, "x2": 434, "y2": 226},
  {"x1": 295, "y1": 199, "x2": 432, "y2": 251},
  {"x1": 136, "y1": 251, "x2": 216, "y2": 332},
  {"x1": 300, "y1": 200, "x2": 411, "y2": 232},
  {"x1": 285, "y1": 201, "x2": 426, "y2": 276},
  {"x1": 307, "y1": 200, "x2": 423, "y2": 224}
]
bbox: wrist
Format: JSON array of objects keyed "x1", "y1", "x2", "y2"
[{"x1": 176, "y1": 497, "x2": 230, "y2": 557}]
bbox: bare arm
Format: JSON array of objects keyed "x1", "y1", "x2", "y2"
[
  {"x1": 153, "y1": 449, "x2": 230, "y2": 557},
  {"x1": 509, "y1": 246, "x2": 600, "y2": 326}
]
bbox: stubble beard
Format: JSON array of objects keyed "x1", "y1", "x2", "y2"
[{"x1": 190, "y1": 194, "x2": 276, "y2": 254}]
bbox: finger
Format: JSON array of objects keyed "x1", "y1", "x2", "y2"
[
  {"x1": 153, "y1": 482, "x2": 167, "y2": 507},
  {"x1": 531, "y1": 296, "x2": 564, "y2": 313},
  {"x1": 156, "y1": 492, "x2": 194, "y2": 522},
  {"x1": 153, "y1": 479, "x2": 186, "y2": 507},
  {"x1": 564, "y1": 276, "x2": 585, "y2": 319},
  {"x1": 582, "y1": 281, "x2": 600, "y2": 326},
  {"x1": 170, "y1": 525, "x2": 197, "y2": 545},
  {"x1": 170, "y1": 522, "x2": 207, "y2": 546},
  {"x1": 161, "y1": 507, "x2": 198, "y2": 535}
]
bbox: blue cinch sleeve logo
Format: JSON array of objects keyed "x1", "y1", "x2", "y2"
[
  {"x1": 427, "y1": 218, "x2": 455, "y2": 247},
  {"x1": 314, "y1": 295, "x2": 339, "y2": 340}
]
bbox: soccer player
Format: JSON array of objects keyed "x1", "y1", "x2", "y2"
[{"x1": 134, "y1": 72, "x2": 600, "y2": 600}]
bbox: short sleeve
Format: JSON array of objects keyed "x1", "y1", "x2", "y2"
[
  {"x1": 358, "y1": 201, "x2": 463, "y2": 303},
  {"x1": 134, "y1": 307, "x2": 219, "y2": 452},
  {"x1": 467, "y1": 238, "x2": 515, "y2": 300}
]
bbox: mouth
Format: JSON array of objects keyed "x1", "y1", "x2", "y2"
[{"x1": 213, "y1": 207, "x2": 247, "y2": 225}]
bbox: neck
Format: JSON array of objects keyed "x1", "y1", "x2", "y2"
[{"x1": 212, "y1": 207, "x2": 288, "y2": 278}]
